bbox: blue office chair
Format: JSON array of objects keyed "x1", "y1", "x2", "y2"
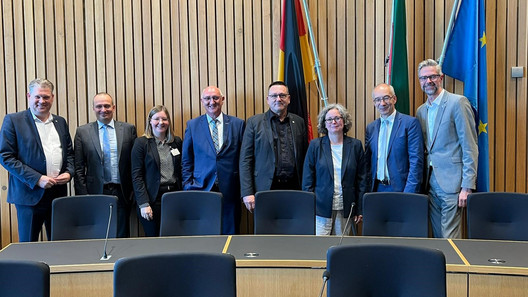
[
  {"x1": 254, "y1": 190, "x2": 315, "y2": 235},
  {"x1": 326, "y1": 244, "x2": 446, "y2": 297},
  {"x1": 0, "y1": 260, "x2": 50, "y2": 297},
  {"x1": 160, "y1": 191, "x2": 222, "y2": 236},
  {"x1": 362, "y1": 192, "x2": 429, "y2": 237},
  {"x1": 113, "y1": 252, "x2": 236, "y2": 297},
  {"x1": 51, "y1": 195, "x2": 118, "y2": 240},
  {"x1": 467, "y1": 192, "x2": 528, "y2": 240}
]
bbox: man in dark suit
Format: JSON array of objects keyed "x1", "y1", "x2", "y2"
[
  {"x1": 182, "y1": 86, "x2": 245, "y2": 234},
  {"x1": 74, "y1": 92, "x2": 137, "y2": 237},
  {"x1": 0, "y1": 78, "x2": 74, "y2": 242},
  {"x1": 240, "y1": 81, "x2": 308, "y2": 212},
  {"x1": 365, "y1": 83, "x2": 424, "y2": 193},
  {"x1": 416, "y1": 59, "x2": 478, "y2": 238}
]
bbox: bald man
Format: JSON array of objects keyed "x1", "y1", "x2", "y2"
[
  {"x1": 365, "y1": 83, "x2": 424, "y2": 193},
  {"x1": 181, "y1": 86, "x2": 245, "y2": 234}
]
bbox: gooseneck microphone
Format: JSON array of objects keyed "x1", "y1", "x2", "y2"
[
  {"x1": 317, "y1": 270, "x2": 330, "y2": 297},
  {"x1": 100, "y1": 204, "x2": 113, "y2": 261},
  {"x1": 338, "y1": 202, "x2": 356, "y2": 246}
]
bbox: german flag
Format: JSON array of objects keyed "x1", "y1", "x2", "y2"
[{"x1": 278, "y1": 0, "x2": 317, "y2": 140}]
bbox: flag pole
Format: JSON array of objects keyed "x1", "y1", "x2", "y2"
[
  {"x1": 300, "y1": 0, "x2": 328, "y2": 107},
  {"x1": 439, "y1": 0, "x2": 461, "y2": 66},
  {"x1": 386, "y1": 0, "x2": 396, "y2": 83}
]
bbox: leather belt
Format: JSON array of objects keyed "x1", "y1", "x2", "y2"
[
  {"x1": 376, "y1": 179, "x2": 390, "y2": 186},
  {"x1": 103, "y1": 183, "x2": 119, "y2": 190}
]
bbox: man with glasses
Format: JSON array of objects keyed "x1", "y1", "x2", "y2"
[
  {"x1": 416, "y1": 59, "x2": 478, "y2": 239},
  {"x1": 365, "y1": 83, "x2": 424, "y2": 193},
  {"x1": 182, "y1": 86, "x2": 245, "y2": 234},
  {"x1": 240, "y1": 81, "x2": 308, "y2": 213}
]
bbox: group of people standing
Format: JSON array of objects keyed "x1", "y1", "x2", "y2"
[{"x1": 0, "y1": 58, "x2": 477, "y2": 242}]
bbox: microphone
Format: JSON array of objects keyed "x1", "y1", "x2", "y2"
[
  {"x1": 317, "y1": 270, "x2": 330, "y2": 297},
  {"x1": 100, "y1": 204, "x2": 113, "y2": 261},
  {"x1": 338, "y1": 202, "x2": 356, "y2": 246}
]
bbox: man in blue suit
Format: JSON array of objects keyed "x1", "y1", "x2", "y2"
[
  {"x1": 365, "y1": 83, "x2": 424, "y2": 193},
  {"x1": 0, "y1": 78, "x2": 74, "y2": 242},
  {"x1": 182, "y1": 86, "x2": 245, "y2": 234}
]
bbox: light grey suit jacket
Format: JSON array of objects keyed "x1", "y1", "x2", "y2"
[{"x1": 416, "y1": 90, "x2": 478, "y2": 193}]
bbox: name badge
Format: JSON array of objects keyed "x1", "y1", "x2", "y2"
[{"x1": 171, "y1": 148, "x2": 180, "y2": 156}]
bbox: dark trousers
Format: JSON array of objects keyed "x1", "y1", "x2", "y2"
[
  {"x1": 211, "y1": 183, "x2": 241, "y2": 235},
  {"x1": 138, "y1": 185, "x2": 177, "y2": 237},
  {"x1": 15, "y1": 186, "x2": 66, "y2": 242},
  {"x1": 103, "y1": 183, "x2": 131, "y2": 238}
]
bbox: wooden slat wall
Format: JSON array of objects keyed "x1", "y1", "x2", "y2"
[{"x1": 0, "y1": 0, "x2": 526, "y2": 246}]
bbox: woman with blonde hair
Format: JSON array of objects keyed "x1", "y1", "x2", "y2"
[{"x1": 131, "y1": 105, "x2": 182, "y2": 236}]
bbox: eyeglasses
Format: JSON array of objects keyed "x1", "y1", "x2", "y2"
[
  {"x1": 268, "y1": 93, "x2": 289, "y2": 100},
  {"x1": 418, "y1": 74, "x2": 442, "y2": 82},
  {"x1": 325, "y1": 116, "x2": 343, "y2": 123},
  {"x1": 202, "y1": 96, "x2": 222, "y2": 102},
  {"x1": 373, "y1": 95, "x2": 394, "y2": 104},
  {"x1": 151, "y1": 117, "x2": 169, "y2": 123}
]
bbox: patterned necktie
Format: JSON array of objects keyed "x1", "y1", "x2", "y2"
[
  {"x1": 210, "y1": 119, "x2": 220, "y2": 153},
  {"x1": 102, "y1": 125, "x2": 112, "y2": 183},
  {"x1": 377, "y1": 119, "x2": 388, "y2": 180}
]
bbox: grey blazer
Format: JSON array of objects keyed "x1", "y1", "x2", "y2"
[
  {"x1": 74, "y1": 121, "x2": 137, "y2": 201},
  {"x1": 416, "y1": 90, "x2": 478, "y2": 193}
]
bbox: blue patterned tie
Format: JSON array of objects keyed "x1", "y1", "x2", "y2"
[
  {"x1": 210, "y1": 119, "x2": 220, "y2": 153},
  {"x1": 377, "y1": 119, "x2": 388, "y2": 180},
  {"x1": 102, "y1": 125, "x2": 112, "y2": 183}
]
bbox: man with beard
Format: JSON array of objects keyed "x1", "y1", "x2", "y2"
[
  {"x1": 416, "y1": 59, "x2": 478, "y2": 238},
  {"x1": 240, "y1": 81, "x2": 308, "y2": 213},
  {"x1": 182, "y1": 86, "x2": 245, "y2": 234}
]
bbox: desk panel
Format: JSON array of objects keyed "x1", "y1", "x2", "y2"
[{"x1": 0, "y1": 236, "x2": 229, "y2": 272}]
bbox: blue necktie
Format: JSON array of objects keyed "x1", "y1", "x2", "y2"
[
  {"x1": 210, "y1": 119, "x2": 220, "y2": 153},
  {"x1": 377, "y1": 119, "x2": 388, "y2": 180},
  {"x1": 102, "y1": 125, "x2": 112, "y2": 183}
]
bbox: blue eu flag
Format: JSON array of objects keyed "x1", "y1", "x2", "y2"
[{"x1": 443, "y1": 0, "x2": 489, "y2": 191}]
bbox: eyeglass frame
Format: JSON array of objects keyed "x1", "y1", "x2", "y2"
[
  {"x1": 418, "y1": 74, "x2": 442, "y2": 82},
  {"x1": 372, "y1": 95, "x2": 395, "y2": 104},
  {"x1": 268, "y1": 93, "x2": 289, "y2": 100}
]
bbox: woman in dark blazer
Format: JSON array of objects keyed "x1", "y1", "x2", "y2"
[
  {"x1": 131, "y1": 105, "x2": 182, "y2": 236},
  {"x1": 302, "y1": 104, "x2": 367, "y2": 235}
]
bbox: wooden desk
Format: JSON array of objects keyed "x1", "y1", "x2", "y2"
[
  {"x1": 228, "y1": 236, "x2": 467, "y2": 297},
  {"x1": 453, "y1": 239, "x2": 528, "y2": 297},
  {"x1": 0, "y1": 235, "x2": 525, "y2": 297}
]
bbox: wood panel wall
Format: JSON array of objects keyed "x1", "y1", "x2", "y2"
[{"x1": 1, "y1": 0, "x2": 526, "y2": 246}]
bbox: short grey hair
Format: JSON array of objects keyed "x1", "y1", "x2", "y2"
[
  {"x1": 317, "y1": 103, "x2": 352, "y2": 135},
  {"x1": 417, "y1": 59, "x2": 443, "y2": 76},
  {"x1": 28, "y1": 78, "x2": 54, "y2": 93}
]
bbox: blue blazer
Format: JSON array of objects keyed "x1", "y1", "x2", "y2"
[
  {"x1": 302, "y1": 136, "x2": 367, "y2": 217},
  {"x1": 182, "y1": 114, "x2": 245, "y2": 202},
  {"x1": 131, "y1": 136, "x2": 182, "y2": 206},
  {"x1": 0, "y1": 109, "x2": 74, "y2": 206},
  {"x1": 365, "y1": 112, "x2": 424, "y2": 193}
]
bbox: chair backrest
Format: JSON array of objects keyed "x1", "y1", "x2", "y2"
[
  {"x1": 254, "y1": 190, "x2": 315, "y2": 235},
  {"x1": 160, "y1": 191, "x2": 222, "y2": 236},
  {"x1": 0, "y1": 260, "x2": 50, "y2": 297},
  {"x1": 362, "y1": 192, "x2": 429, "y2": 237},
  {"x1": 113, "y1": 252, "x2": 236, "y2": 297},
  {"x1": 467, "y1": 192, "x2": 528, "y2": 240},
  {"x1": 326, "y1": 244, "x2": 446, "y2": 297},
  {"x1": 51, "y1": 195, "x2": 118, "y2": 241}
]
